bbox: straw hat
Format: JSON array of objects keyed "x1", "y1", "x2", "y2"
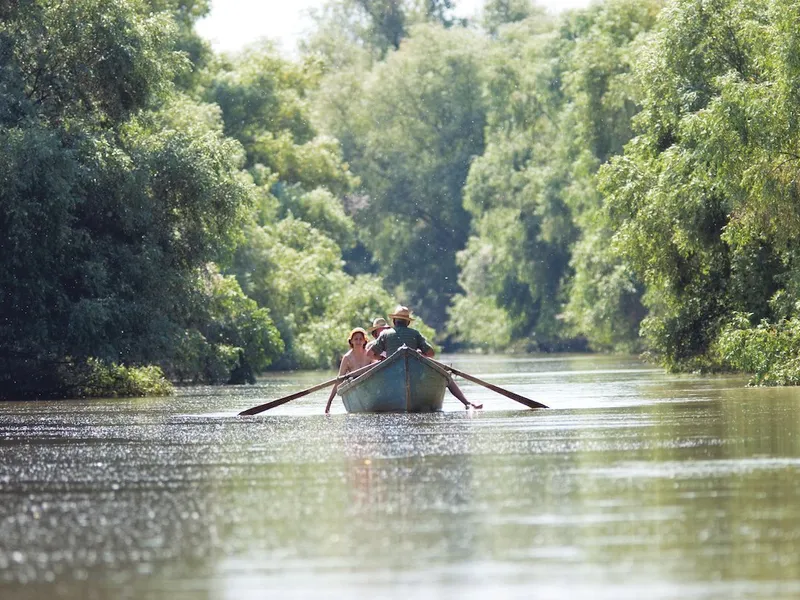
[
  {"x1": 348, "y1": 327, "x2": 368, "y2": 344},
  {"x1": 367, "y1": 317, "x2": 389, "y2": 334},
  {"x1": 388, "y1": 305, "x2": 414, "y2": 322}
]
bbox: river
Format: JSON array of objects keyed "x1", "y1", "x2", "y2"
[{"x1": 1, "y1": 354, "x2": 800, "y2": 599}]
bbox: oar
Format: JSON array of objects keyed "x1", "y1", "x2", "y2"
[
  {"x1": 435, "y1": 361, "x2": 548, "y2": 409},
  {"x1": 238, "y1": 362, "x2": 377, "y2": 416}
]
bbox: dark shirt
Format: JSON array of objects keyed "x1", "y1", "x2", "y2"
[{"x1": 370, "y1": 324, "x2": 432, "y2": 357}]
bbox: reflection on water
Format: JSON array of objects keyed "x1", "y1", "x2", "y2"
[{"x1": 1, "y1": 354, "x2": 800, "y2": 599}]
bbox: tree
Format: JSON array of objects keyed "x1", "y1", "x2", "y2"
[
  {"x1": 448, "y1": 2, "x2": 660, "y2": 351},
  {"x1": 316, "y1": 24, "x2": 487, "y2": 330},
  {"x1": 304, "y1": 0, "x2": 466, "y2": 62},
  {"x1": 145, "y1": 0, "x2": 215, "y2": 90},
  {"x1": 481, "y1": 0, "x2": 540, "y2": 37},
  {"x1": 167, "y1": 265, "x2": 283, "y2": 384},
  {"x1": 600, "y1": 0, "x2": 800, "y2": 370},
  {"x1": 201, "y1": 42, "x2": 400, "y2": 369},
  {"x1": 0, "y1": 1, "x2": 257, "y2": 397},
  {"x1": 558, "y1": 0, "x2": 661, "y2": 350}
]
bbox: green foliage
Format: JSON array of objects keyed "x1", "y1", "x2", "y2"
[
  {"x1": 715, "y1": 313, "x2": 800, "y2": 386},
  {"x1": 5, "y1": 356, "x2": 172, "y2": 400},
  {"x1": 293, "y1": 274, "x2": 398, "y2": 368},
  {"x1": 13, "y1": 0, "x2": 800, "y2": 392},
  {"x1": 276, "y1": 186, "x2": 356, "y2": 250},
  {"x1": 449, "y1": 205, "x2": 555, "y2": 348},
  {"x1": 353, "y1": 0, "x2": 408, "y2": 53},
  {"x1": 600, "y1": 0, "x2": 800, "y2": 371},
  {"x1": 166, "y1": 267, "x2": 283, "y2": 383},
  {"x1": 198, "y1": 39, "x2": 406, "y2": 371},
  {"x1": 563, "y1": 226, "x2": 645, "y2": 352},
  {"x1": 304, "y1": 0, "x2": 464, "y2": 63},
  {"x1": 232, "y1": 215, "x2": 398, "y2": 369},
  {"x1": 448, "y1": 293, "x2": 514, "y2": 351},
  {"x1": 169, "y1": 329, "x2": 240, "y2": 385},
  {"x1": 316, "y1": 24, "x2": 487, "y2": 330},
  {"x1": 234, "y1": 217, "x2": 348, "y2": 341},
  {"x1": 0, "y1": 1, "x2": 253, "y2": 398},
  {"x1": 76, "y1": 359, "x2": 173, "y2": 398},
  {"x1": 482, "y1": 0, "x2": 541, "y2": 37},
  {"x1": 202, "y1": 44, "x2": 312, "y2": 144},
  {"x1": 1, "y1": 0, "x2": 183, "y2": 126},
  {"x1": 449, "y1": 1, "x2": 659, "y2": 351},
  {"x1": 200, "y1": 43, "x2": 358, "y2": 196},
  {"x1": 145, "y1": 0, "x2": 214, "y2": 91}
]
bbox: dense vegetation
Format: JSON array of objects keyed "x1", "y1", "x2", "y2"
[{"x1": 3, "y1": 0, "x2": 800, "y2": 398}]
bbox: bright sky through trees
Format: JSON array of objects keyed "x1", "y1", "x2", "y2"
[{"x1": 196, "y1": 0, "x2": 593, "y2": 54}]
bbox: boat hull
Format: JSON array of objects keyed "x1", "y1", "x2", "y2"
[{"x1": 337, "y1": 346, "x2": 448, "y2": 413}]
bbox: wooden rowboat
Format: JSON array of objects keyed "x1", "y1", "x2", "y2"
[
  {"x1": 239, "y1": 344, "x2": 545, "y2": 417},
  {"x1": 337, "y1": 345, "x2": 449, "y2": 413}
]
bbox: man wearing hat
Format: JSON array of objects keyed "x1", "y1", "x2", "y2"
[
  {"x1": 367, "y1": 306, "x2": 478, "y2": 409},
  {"x1": 367, "y1": 317, "x2": 390, "y2": 359},
  {"x1": 367, "y1": 306, "x2": 434, "y2": 359},
  {"x1": 368, "y1": 317, "x2": 390, "y2": 340}
]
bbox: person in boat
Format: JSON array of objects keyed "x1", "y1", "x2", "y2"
[
  {"x1": 325, "y1": 327, "x2": 376, "y2": 413},
  {"x1": 340, "y1": 327, "x2": 375, "y2": 374},
  {"x1": 367, "y1": 317, "x2": 390, "y2": 359},
  {"x1": 366, "y1": 306, "x2": 434, "y2": 359},
  {"x1": 366, "y1": 306, "x2": 476, "y2": 409}
]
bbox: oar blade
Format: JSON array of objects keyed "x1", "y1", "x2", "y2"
[
  {"x1": 237, "y1": 361, "x2": 380, "y2": 416},
  {"x1": 444, "y1": 364, "x2": 548, "y2": 409},
  {"x1": 238, "y1": 378, "x2": 337, "y2": 416}
]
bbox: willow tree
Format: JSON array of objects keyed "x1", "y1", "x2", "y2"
[
  {"x1": 312, "y1": 24, "x2": 487, "y2": 330},
  {"x1": 448, "y1": 1, "x2": 660, "y2": 351},
  {"x1": 200, "y1": 43, "x2": 400, "y2": 369},
  {"x1": 304, "y1": 0, "x2": 465, "y2": 63},
  {"x1": 0, "y1": 1, "x2": 268, "y2": 397},
  {"x1": 601, "y1": 0, "x2": 800, "y2": 372}
]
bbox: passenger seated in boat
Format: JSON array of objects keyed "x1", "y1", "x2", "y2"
[
  {"x1": 367, "y1": 306, "x2": 473, "y2": 409},
  {"x1": 325, "y1": 328, "x2": 376, "y2": 413},
  {"x1": 367, "y1": 317, "x2": 390, "y2": 359},
  {"x1": 366, "y1": 306, "x2": 434, "y2": 359},
  {"x1": 339, "y1": 327, "x2": 375, "y2": 374}
]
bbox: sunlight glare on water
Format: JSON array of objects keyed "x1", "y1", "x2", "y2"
[{"x1": 1, "y1": 354, "x2": 800, "y2": 599}]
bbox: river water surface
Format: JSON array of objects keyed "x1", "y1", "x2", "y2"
[{"x1": 2, "y1": 354, "x2": 800, "y2": 599}]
